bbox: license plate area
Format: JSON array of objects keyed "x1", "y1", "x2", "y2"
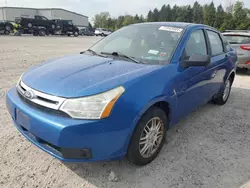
[{"x1": 16, "y1": 109, "x2": 30, "y2": 131}]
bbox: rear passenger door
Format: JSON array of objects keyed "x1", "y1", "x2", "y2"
[{"x1": 205, "y1": 29, "x2": 228, "y2": 97}]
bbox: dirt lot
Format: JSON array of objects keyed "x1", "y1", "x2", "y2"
[{"x1": 0, "y1": 36, "x2": 250, "y2": 188}]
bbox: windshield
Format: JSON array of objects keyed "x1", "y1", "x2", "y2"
[
  {"x1": 90, "y1": 24, "x2": 183, "y2": 64},
  {"x1": 224, "y1": 35, "x2": 250, "y2": 44}
]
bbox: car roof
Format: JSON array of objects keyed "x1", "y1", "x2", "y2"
[
  {"x1": 133, "y1": 22, "x2": 209, "y2": 29},
  {"x1": 222, "y1": 32, "x2": 250, "y2": 36}
]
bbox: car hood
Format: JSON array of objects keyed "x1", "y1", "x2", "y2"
[{"x1": 22, "y1": 54, "x2": 162, "y2": 98}]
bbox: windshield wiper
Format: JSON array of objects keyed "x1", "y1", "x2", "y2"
[
  {"x1": 81, "y1": 49, "x2": 107, "y2": 58},
  {"x1": 101, "y1": 52, "x2": 141, "y2": 64}
]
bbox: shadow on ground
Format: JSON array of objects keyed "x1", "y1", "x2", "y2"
[
  {"x1": 63, "y1": 87, "x2": 250, "y2": 188},
  {"x1": 236, "y1": 68, "x2": 250, "y2": 75}
]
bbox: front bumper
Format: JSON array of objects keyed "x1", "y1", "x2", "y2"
[{"x1": 6, "y1": 87, "x2": 130, "y2": 162}]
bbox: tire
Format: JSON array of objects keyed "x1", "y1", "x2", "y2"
[
  {"x1": 127, "y1": 106, "x2": 167, "y2": 166},
  {"x1": 39, "y1": 29, "x2": 46, "y2": 36},
  {"x1": 213, "y1": 77, "x2": 232, "y2": 105},
  {"x1": 67, "y1": 33, "x2": 71, "y2": 37},
  {"x1": 28, "y1": 23, "x2": 32, "y2": 28},
  {"x1": 4, "y1": 30, "x2": 10, "y2": 35},
  {"x1": 74, "y1": 32, "x2": 79, "y2": 37}
]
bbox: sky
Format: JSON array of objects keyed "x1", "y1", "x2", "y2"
[{"x1": 0, "y1": 0, "x2": 250, "y2": 22}]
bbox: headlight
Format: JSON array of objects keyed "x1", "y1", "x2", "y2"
[{"x1": 59, "y1": 86, "x2": 125, "y2": 119}]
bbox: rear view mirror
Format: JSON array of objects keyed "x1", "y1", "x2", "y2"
[{"x1": 180, "y1": 54, "x2": 211, "y2": 68}]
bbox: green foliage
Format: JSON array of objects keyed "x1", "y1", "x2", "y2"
[
  {"x1": 204, "y1": 2, "x2": 216, "y2": 27},
  {"x1": 193, "y1": 1, "x2": 204, "y2": 23},
  {"x1": 93, "y1": 1, "x2": 250, "y2": 31}
]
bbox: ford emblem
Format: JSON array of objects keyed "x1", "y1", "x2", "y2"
[{"x1": 24, "y1": 90, "x2": 35, "y2": 99}]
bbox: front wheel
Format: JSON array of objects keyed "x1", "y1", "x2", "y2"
[
  {"x1": 127, "y1": 106, "x2": 167, "y2": 166},
  {"x1": 4, "y1": 30, "x2": 10, "y2": 35},
  {"x1": 213, "y1": 78, "x2": 232, "y2": 105},
  {"x1": 39, "y1": 29, "x2": 46, "y2": 36},
  {"x1": 74, "y1": 32, "x2": 79, "y2": 37}
]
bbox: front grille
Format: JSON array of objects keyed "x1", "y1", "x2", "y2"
[
  {"x1": 17, "y1": 80, "x2": 66, "y2": 110},
  {"x1": 17, "y1": 91, "x2": 70, "y2": 118}
]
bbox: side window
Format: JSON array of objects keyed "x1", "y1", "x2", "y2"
[
  {"x1": 42, "y1": 16, "x2": 48, "y2": 21},
  {"x1": 184, "y1": 30, "x2": 207, "y2": 58},
  {"x1": 221, "y1": 35, "x2": 232, "y2": 52},
  {"x1": 207, "y1": 30, "x2": 224, "y2": 55}
]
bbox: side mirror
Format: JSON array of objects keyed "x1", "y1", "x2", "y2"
[{"x1": 180, "y1": 54, "x2": 211, "y2": 68}]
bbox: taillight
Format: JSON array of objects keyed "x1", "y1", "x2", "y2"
[
  {"x1": 245, "y1": 60, "x2": 250, "y2": 65},
  {"x1": 240, "y1": 45, "x2": 250, "y2": 51}
]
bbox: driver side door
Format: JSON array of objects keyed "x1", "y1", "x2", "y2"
[{"x1": 175, "y1": 29, "x2": 214, "y2": 119}]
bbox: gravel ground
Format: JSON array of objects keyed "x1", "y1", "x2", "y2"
[{"x1": 0, "y1": 36, "x2": 250, "y2": 188}]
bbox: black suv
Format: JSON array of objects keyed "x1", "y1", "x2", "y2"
[
  {"x1": 0, "y1": 21, "x2": 13, "y2": 35},
  {"x1": 53, "y1": 20, "x2": 79, "y2": 37}
]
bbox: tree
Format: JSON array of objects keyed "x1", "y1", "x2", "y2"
[
  {"x1": 159, "y1": 5, "x2": 172, "y2": 21},
  {"x1": 88, "y1": 22, "x2": 92, "y2": 28},
  {"x1": 234, "y1": 1, "x2": 248, "y2": 29},
  {"x1": 147, "y1": 10, "x2": 153, "y2": 22},
  {"x1": 134, "y1": 14, "x2": 140, "y2": 23},
  {"x1": 193, "y1": 1, "x2": 203, "y2": 23},
  {"x1": 215, "y1": 5, "x2": 225, "y2": 29},
  {"x1": 220, "y1": 12, "x2": 235, "y2": 30},
  {"x1": 93, "y1": 12, "x2": 110, "y2": 28},
  {"x1": 225, "y1": 0, "x2": 234, "y2": 13},
  {"x1": 159, "y1": 5, "x2": 167, "y2": 21},
  {"x1": 152, "y1": 8, "x2": 160, "y2": 22},
  {"x1": 171, "y1": 5, "x2": 178, "y2": 21},
  {"x1": 139, "y1": 15, "x2": 145, "y2": 23},
  {"x1": 186, "y1": 5, "x2": 193, "y2": 22},
  {"x1": 92, "y1": 1, "x2": 250, "y2": 31},
  {"x1": 204, "y1": 2, "x2": 216, "y2": 26}
]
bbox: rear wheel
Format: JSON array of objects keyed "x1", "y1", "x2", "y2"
[
  {"x1": 213, "y1": 77, "x2": 232, "y2": 105},
  {"x1": 39, "y1": 29, "x2": 46, "y2": 36},
  {"x1": 127, "y1": 107, "x2": 167, "y2": 166}
]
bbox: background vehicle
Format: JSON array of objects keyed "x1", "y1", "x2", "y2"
[
  {"x1": 80, "y1": 28, "x2": 95, "y2": 36},
  {"x1": 0, "y1": 21, "x2": 13, "y2": 35},
  {"x1": 53, "y1": 20, "x2": 79, "y2": 37},
  {"x1": 15, "y1": 16, "x2": 55, "y2": 36},
  {"x1": 16, "y1": 15, "x2": 55, "y2": 30},
  {"x1": 223, "y1": 30, "x2": 250, "y2": 70},
  {"x1": 94, "y1": 28, "x2": 111, "y2": 36}
]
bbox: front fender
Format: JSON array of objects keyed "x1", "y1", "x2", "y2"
[{"x1": 122, "y1": 93, "x2": 177, "y2": 153}]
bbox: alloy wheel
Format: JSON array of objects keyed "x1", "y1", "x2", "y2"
[
  {"x1": 139, "y1": 117, "x2": 164, "y2": 158},
  {"x1": 223, "y1": 80, "x2": 231, "y2": 101}
]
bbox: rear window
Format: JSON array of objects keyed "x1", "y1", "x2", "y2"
[{"x1": 223, "y1": 35, "x2": 250, "y2": 44}]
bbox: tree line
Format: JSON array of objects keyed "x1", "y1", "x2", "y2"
[{"x1": 93, "y1": 1, "x2": 250, "y2": 31}]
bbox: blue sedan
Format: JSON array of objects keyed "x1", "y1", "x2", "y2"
[{"x1": 6, "y1": 22, "x2": 237, "y2": 165}]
